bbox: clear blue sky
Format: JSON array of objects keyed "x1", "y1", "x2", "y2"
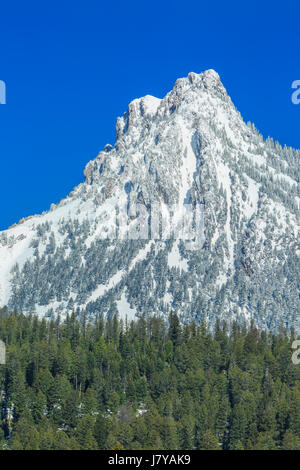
[{"x1": 0, "y1": 0, "x2": 299, "y2": 230}]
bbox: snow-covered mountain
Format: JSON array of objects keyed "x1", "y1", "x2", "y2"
[{"x1": 1, "y1": 70, "x2": 299, "y2": 331}]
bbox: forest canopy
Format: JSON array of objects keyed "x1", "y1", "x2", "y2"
[{"x1": 0, "y1": 307, "x2": 299, "y2": 450}]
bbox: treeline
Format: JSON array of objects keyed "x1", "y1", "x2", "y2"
[{"x1": 0, "y1": 307, "x2": 300, "y2": 450}]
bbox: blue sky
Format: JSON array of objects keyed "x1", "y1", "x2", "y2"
[{"x1": 0, "y1": 0, "x2": 299, "y2": 230}]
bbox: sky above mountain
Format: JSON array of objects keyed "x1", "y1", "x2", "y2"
[{"x1": 0, "y1": 0, "x2": 299, "y2": 230}]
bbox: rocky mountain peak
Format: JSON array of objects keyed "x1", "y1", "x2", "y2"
[{"x1": 0, "y1": 71, "x2": 299, "y2": 332}]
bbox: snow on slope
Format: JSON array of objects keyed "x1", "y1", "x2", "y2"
[{"x1": 0, "y1": 69, "x2": 299, "y2": 331}]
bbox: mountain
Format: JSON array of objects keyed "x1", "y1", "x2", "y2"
[{"x1": 0, "y1": 70, "x2": 299, "y2": 331}]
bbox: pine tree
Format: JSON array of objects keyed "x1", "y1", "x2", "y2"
[
  {"x1": 94, "y1": 413, "x2": 110, "y2": 449},
  {"x1": 199, "y1": 429, "x2": 221, "y2": 450}
]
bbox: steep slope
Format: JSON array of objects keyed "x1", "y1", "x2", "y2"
[{"x1": 0, "y1": 70, "x2": 299, "y2": 331}]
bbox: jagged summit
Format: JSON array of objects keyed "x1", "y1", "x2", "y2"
[
  {"x1": 114, "y1": 70, "x2": 230, "y2": 142},
  {"x1": 84, "y1": 69, "x2": 243, "y2": 192},
  {"x1": 0, "y1": 70, "x2": 299, "y2": 332}
]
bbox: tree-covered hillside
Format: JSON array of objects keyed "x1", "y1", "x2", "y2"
[{"x1": 0, "y1": 307, "x2": 299, "y2": 450}]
